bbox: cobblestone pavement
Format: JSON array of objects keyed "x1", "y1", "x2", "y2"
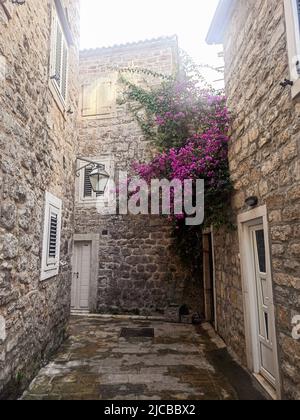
[{"x1": 22, "y1": 316, "x2": 266, "y2": 400}]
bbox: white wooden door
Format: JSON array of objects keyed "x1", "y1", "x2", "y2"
[
  {"x1": 71, "y1": 242, "x2": 91, "y2": 311},
  {"x1": 250, "y1": 225, "x2": 276, "y2": 386}
]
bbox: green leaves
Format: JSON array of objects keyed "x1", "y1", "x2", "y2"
[{"x1": 119, "y1": 53, "x2": 232, "y2": 269}]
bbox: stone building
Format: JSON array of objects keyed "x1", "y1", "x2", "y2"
[
  {"x1": 207, "y1": 0, "x2": 300, "y2": 400},
  {"x1": 0, "y1": 0, "x2": 79, "y2": 398},
  {"x1": 74, "y1": 37, "x2": 203, "y2": 319},
  {"x1": 0, "y1": 14, "x2": 204, "y2": 397}
]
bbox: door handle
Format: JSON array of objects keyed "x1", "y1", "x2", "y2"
[{"x1": 73, "y1": 272, "x2": 79, "y2": 279}]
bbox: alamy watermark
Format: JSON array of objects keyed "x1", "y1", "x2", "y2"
[{"x1": 96, "y1": 171, "x2": 204, "y2": 226}]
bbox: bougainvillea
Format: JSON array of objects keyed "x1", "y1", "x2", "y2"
[{"x1": 119, "y1": 54, "x2": 232, "y2": 270}]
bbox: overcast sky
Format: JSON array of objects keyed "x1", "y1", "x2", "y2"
[
  {"x1": 80, "y1": 0, "x2": 222, "y2": 84},
  {"x1": 81, "y1": 0, "x2": 223, "y2": 87}
]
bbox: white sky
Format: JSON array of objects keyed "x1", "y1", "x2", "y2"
[{"x1": 80, "y1": 0, "x2": 223, "y2": 84}]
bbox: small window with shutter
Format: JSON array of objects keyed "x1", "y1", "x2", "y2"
[
  {"x1": 50, "y1": 1, "x2": 69, "y2": 104},
  {"x1": 84, "y1": 166, "x2": 93, "y2": 198},
  {"x1": 83, "y1": 166, "x2": 104, "y2": 198},
  {"x1": 81, "y1": 74, "x2": 118, "y2": 117},
  {"x1": 41, "y1": 192, "x2": 62, "y2": 281},
  {"x1": 77, "y1": 158, "x2": 114, "y2": 205}
]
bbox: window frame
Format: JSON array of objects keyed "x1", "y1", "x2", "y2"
[
  {"x1": 49, "y1": 0, "x2": 70, "y2": 109},
  {"x1": 41, "y1": 192, "x2": 62, "y2": 281},
  {"x1": 284, "y1": 0, "x2": 300, "y2": 98}
]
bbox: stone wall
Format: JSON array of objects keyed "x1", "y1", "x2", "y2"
[
  {"x1": 76, "y1": 37, "x2": 204, "y2": 319},
  {"x1": 0, "y1": 0, "x2": 79, "y2": 398},
  {"x1": 215, "y1": 0, "x2": 300, "y2": 399}
]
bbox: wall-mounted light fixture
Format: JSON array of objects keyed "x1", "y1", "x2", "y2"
[
  {"x1": 76, "y1": 157, "x2": 110, "y2": 195},
  {"x1": 245, "y1": 196, "x2": 258, "y2": 208}
]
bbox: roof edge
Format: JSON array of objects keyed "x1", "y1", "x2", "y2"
[
  {"x1": 206, "y1": 0, "x2": 235, "y2": 45},
  {"x1": 80, "y1": 35, "x2": 178, "y2": 56}
]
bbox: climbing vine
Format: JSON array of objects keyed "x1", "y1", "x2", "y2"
[{"x1": 118, "y1": 53, "x2": 232, "y2": 271}]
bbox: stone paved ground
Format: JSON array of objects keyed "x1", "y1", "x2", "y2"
[{"x1": 22, "y1": 316, "x2": 266, "y2": 400}]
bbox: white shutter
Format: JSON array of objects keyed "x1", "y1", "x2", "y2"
[
  {"x1": 96, "y1": 79, "x2": 115, "y2": 115},
  {"x1": 83, "y1": 165, "x2": 105, "y2": 199},
  {"x1": 55, "y1": 23, "x2": 63, "y2": 88},
  {"x1": 82, "y1": 83, "x2": 98, "y2": 116},
  {"x1": 297, "y1": 0, "x2": 300, "y2": 23},
  {"x1": 284, "y1": 0, "x2": 300, "y2": 95},
  {"x1": 61, "y1": 39, "x2": 68, "y2": 101},
  {"x1": 81, "y1": 75, "x2": 117, "y2": 117},
  {"x1": 41, "y1": 192, "x2": 62, "y2": 281},
  {"x1": 50, "y1": 7, "x2": 58, "y2": 79},
  {"x1": 46, "y1": 208, "x2": 59, "y2": 267},
  {"x1": 83, "y1": 166, "x2": 93, "y2": 198},
  {"x1": 50, "y1": 2, "x2": 69, "y2": 104}
]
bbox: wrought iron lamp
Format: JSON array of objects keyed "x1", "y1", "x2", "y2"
[
  {"x1": 245, "y1": 196, "x2": 258, "y2": 208},
  {"x1": 76, "y1": 157, "x2": 110, "y2": 195}
]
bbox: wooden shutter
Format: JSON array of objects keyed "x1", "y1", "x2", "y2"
[
  {"x1": 48, "y1": 213, "x2": 58, "y2": 259},
  {"x1": 61, "y1": 40, "x2": 68, "y2": 100},
  {"x1": 41, "y1": 192, "x2": 62, "y2": 280},
  {"x1": 84, "y1": 167, "x2": 93, "y2": 197},
  {"x1": 82, "y1": 83, "x2": 98, "y2": 117},
  {"x1": 46, "y1": 205, "x2": 61, "y2": 267},
  {"x1": 50, "y1": 4, "x2": 69, "y2": 103},
  {"x1": 97, "y1": 80, "x2": 115, "y2": 115},
  {"x1": 55, "y1": 22, "x2": 63, "y2": 87},
  {"x1": 297, "y1": 0, "x2": 300, "y2": 26},
  {"x1": 82, "y1": 75, "x2": 117, "y2": 117},
  {"x1": 83, "y1": 165, "x2": 105, "y2": 199}
]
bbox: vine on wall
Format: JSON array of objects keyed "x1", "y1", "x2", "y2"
[{"x1": 118, "y1": 53, "x2": 232, "y2": 273}]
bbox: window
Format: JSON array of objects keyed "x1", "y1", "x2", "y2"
[
  {"x1": 81, "y1": 73, "x2": 118, "y2": 117},
  {"x1": 77, "y1": 157, "x2": 114, "y2": 205},
  {"x1": 284, "y1": 0, "x2": 300, "y2": 97},
  {"x1": 50, "y1": 1, "x2": 69, "y2": 105},
  {"x1": 41, "y1": 192, "x2": 62, "y2": 281},
  {"x1": 0, "y1": 0, "x2": 13, "y2": 21}
]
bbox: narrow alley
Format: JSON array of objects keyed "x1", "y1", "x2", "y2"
[{"x1": 22, "y1": 316, "x2": 267, "y2": 400}]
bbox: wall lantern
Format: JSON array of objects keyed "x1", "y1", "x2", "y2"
[
  {"x1": 245, "y1": 196, "x2": 258, "y2": 208},
  {"x1": 76, "y1": 157, "x2": 110, "y2": 195}
]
